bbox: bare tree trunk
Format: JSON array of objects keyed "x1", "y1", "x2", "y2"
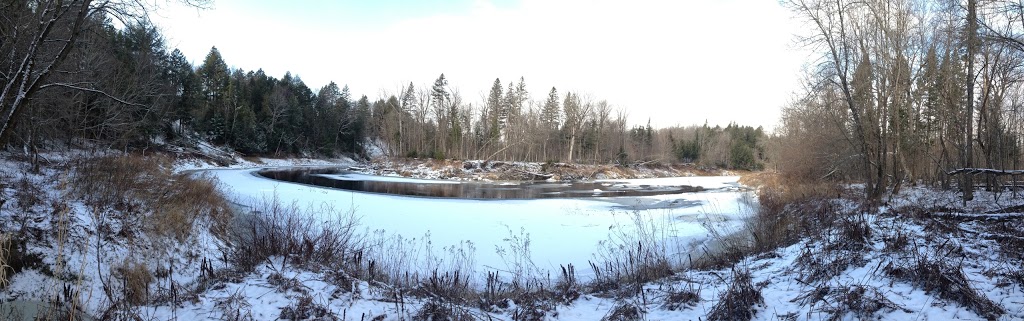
[{"x1": 964, "y1": 0, "x2": 977, "y2": 204}]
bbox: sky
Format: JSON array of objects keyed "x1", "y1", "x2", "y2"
[{"x1": 151, "y1": 0, "x2": 808, "y2": 130}]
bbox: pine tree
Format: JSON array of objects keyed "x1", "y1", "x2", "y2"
[
  {"x1": 541, "y1": 87, "x2": 560, "y2": 130},
  {"x1": 486, "y1": 78, "x2": 503, "y2": 140},
  {"x1": 198, "y1": 47, "x2": 231, "y2": 141}
]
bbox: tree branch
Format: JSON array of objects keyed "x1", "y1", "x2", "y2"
[{"x1": 39, "y1": 83, "x2": 147, "y2": 107}]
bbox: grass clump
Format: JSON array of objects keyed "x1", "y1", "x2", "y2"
[
  {"x1": 707, "y1": 269, "x2": 762, "y2": 321},
  {"x1": 660, "y1": 282, "x2": 701, "y2": 311},
  {"x1": 601, "y1": 301, "x2": 644, "y2": 321},
  {"x1": 113, "y1": 259, "x2": 153, "y2": 306},
  {"x1": 414, "y1": 300, "x2": 476, "y2": 321}
]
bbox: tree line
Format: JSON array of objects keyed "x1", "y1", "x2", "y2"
[{"x1": 2, "y1": 0, "x2": 768, "y2": 170}]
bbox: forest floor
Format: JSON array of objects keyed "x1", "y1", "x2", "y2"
[{"x1": 0, "y1": 149, "x2": 1022, "y2": 320}]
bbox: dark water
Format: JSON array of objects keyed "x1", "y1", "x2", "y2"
[{"x1": 256, "y1": 168, "x2": 703, "y2": 199}]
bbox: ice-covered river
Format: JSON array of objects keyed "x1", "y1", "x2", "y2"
[{"x1": 205, "y1": 167, "x2": 755, "y2": 279}]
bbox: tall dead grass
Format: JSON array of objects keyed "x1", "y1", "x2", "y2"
[
  {"x1": 591, "y1": 210, "x2": 676, "y2": 295},
  {"x1": 228, "y1": 195, "x2": 363, "y2": 273},
  {"x1": 695, "y1": 174, "x2": 845, "y2": 271},
  {"x1": 0, "y1": 233, "x2": 9, "y2": 289},
  {"x1": 71, "y1": 154, "x2": 232, "y2": 240}
]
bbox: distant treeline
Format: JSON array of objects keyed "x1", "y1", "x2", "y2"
[{"x1": 2, "y1": 7, "x2": 767, "y2": 170}]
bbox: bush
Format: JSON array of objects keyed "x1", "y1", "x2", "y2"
[{"x1": 707, "y1": 269, "x2": 762, "y2": 321}]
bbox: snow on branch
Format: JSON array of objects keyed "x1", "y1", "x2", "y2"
[{"x1": 946, "y1": 168, "x2": 1024, "y2": 176}]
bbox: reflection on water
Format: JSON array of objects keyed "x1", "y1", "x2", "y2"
[{"x1": 257, "y1": 168, "x2": 703, "y2": 199}]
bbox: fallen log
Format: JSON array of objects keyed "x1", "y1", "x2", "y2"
[{"x1": 946, "y1": 168, "x2": 1024, "y2": 176}]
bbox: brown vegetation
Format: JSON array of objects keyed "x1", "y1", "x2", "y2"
[
  {"x1": 707, "y1": 269, "x2": 762, "y2": 321},
  {"x1": 71, "y1": 154, "x2": 232, "y2": 240}
]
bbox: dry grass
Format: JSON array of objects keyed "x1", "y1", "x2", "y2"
[
  {"x1": 885, "y1": 253, "x2": 1004, "y2": 320},
  {"x1": 749, "y1": 178, "x2": 843, "y2": 253},
  {"x1": 590, "y1": 211, "x2": 677, "y2": 295},
  {"x1": 0, "y1": 233, "x2": 9, "y2": 289},
  {"x1": 690, "y1": 177, "x2": 843, "y2": 271},
  {"x1": 660, "y1": 282, "x2": 701, "y2": 311},
  {"x1": 71, "y1": 154, "x2": 232, "y2": 240},
  {"x1": 279, "y1": 294, "x2": 336, "y2": 320},
  {"x1": 811, "y1": 285, "x2": 905, "y2": 321},
  {"x1": 114, "y1": 259, "x2": 153, "y2": 305},
  {"x1": 414, "y1": 300, "x2": 476, "y2": 321},
  {"x1": 228, "y1": 196, "x2": 362, "y2": 273},
  {"x1": 707, "y1": 269, "x2": 763, "y2": 321},
  {"x1": 601, "y1": 301, "x2": 644, "y2": 321}
]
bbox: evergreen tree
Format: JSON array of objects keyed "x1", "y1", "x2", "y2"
[
  {"x1": 197, "y1": 47, "x2": 231, "y2": 141},
  {"x1": 541, "y1": 87, "x2": 560, "y2": 130},
  {"x1": 486, "y1": 78, "x2": 503, "y2": 140}
]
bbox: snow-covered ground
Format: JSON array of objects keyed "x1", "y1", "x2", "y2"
[
  {"x1": 206, "y1": 168, "x2": 753, "y2": 280},
  {"x1": 4, "y1": 153, "x2": 1024, "y2": 320}
]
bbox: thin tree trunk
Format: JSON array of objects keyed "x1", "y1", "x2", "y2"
[{"x1": 964, "y1": 0, "x2": 977, "y2": 204}]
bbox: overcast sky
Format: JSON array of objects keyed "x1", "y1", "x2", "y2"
[{"x1": 151, "y1": 0, "x2": 807, "y2": 130}]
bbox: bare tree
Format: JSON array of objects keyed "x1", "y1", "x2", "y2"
[{"x1": 0, "y1": 0, "x2": 210, "y2": 145}]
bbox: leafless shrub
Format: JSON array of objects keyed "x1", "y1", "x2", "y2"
[
  {"x1": 267, "y1": 272, "x2": 307, "y2": 294},
  {"x1": 881, "y1": 228, "x2": 909, "y2": 253},
  {"x1": 510, "y1": 299, "x2": 550, "y2": 321},
  {"x1": 707, "y1": 269, "x2": 763, "y2": 321},
  {"x1": 794, "y1": 214, "x2": 871, "y2": 284},
  {"x1": 691, "y1": 178, "x2": 843, "y2": 271},
  {"x1": 13, "y1": 176, "x2": 43, "y2": 211},
  {"x1": 749, "y1": 179, "x2": 842, "y2": 254},
  {"x1": 884, "y1": 254, "x2": 1004, "y2": 320}
]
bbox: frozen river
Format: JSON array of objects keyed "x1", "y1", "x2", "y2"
[{"x1": 205, "y1": 167, "x2": 755, "y2": 279}]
